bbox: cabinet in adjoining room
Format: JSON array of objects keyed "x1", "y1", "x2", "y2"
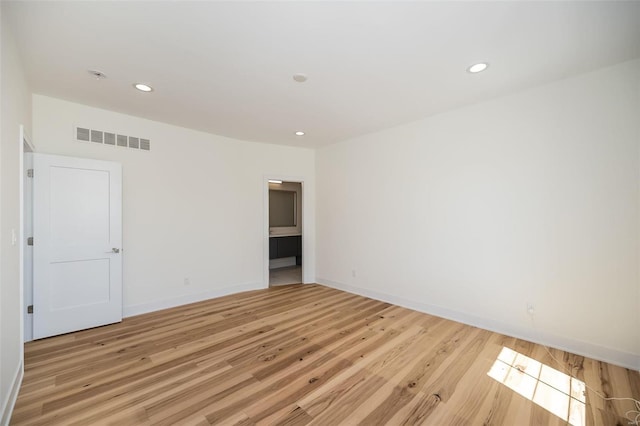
[{"x1": 269, "y1": 235, "x2": 302, "y2": 265}]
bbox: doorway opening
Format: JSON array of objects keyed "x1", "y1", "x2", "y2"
[{"x1": 268, "y1": 180, "x2": 302, "y2": 286}]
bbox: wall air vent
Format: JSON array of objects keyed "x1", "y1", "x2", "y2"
[
  {"x1": 140, "y1": 139, "x2": 150, "y2": 151},
  {"x1": 90, "y1": 130, "x2": 103, "y2": 143},
  {"x1": 117, "y1": 134, "x2": 128, "y2": 147},
  {"x1": 104, "y1": 132, "x2": 116, "y2": 145},
  {"x1": 76, "y1": 127, "x2": 90, "y2": 141},
  {"x1": 75, "y1": 126, "x2": 150, "y2": 151}
]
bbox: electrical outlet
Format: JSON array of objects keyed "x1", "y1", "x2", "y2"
[
  {"x1": 527, "y1": 303, "x2": 535, "y2": 315},
  {"x1": 184, "y1": 278, "x2": 191, "y2": 286}
]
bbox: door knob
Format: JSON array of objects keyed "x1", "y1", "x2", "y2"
[{"x1": 106, "y1": 248, "x2": 120, "y2": 253}]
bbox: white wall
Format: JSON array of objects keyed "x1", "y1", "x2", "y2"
[
  {"x1": 32, "y1": 95, "x2": 315, "y2": 317},
  {"x1": 1, "y1": 7, "x2": 32, "y2": 423},
  {"x1": 316, "y1": 59, "x2": 640, "y2": 370}
]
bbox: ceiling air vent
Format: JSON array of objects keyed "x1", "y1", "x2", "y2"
[{"x1": 75, "y1": 126, "x2": 150, "y2": 151}]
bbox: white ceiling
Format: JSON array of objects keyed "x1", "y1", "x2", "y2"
[{"x1": 4, "y1": 1, "x2": 640, "y2": 148}]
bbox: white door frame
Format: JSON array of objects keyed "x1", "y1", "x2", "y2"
[
  {"x1": 263, "y1": 176, "x2": 309, "y2": 287},
  {"x1": 20, "y1": 126, "x2": 35, "y2": 342}
]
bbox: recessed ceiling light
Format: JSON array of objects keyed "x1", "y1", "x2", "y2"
[
  {"x1": 295, "y1": 131, "x2": 305, "y2": 136},
  {"x1": 134, "y1": 83, "x2": 153, "y2": 92},
  {"x1": 88, "y1": 70, "x2": 107, "y2": 80},
  {"x1": 293, "y1": 74, "x2": 308, "y2": 83},
  {"x1": 467, "y1": 63, "x2": 489, "y2": 73}
]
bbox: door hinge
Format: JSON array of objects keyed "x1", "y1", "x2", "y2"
[
  {"x1": 27, "y1": 305, "x2": 34, "y2": 314},
  {"x1": 27, "y1": 237, "x2": 34, "y2": 246},
  {"x1": 27, "y1": 169, "x2": 34, "y2": 178}
]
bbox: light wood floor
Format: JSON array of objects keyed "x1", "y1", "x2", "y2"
[{"x1": 11, "y1": 284, "x2": 640, "y2": 425}]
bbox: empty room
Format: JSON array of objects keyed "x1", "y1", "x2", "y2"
[{"x1": 1, "y1": 1, "x2": 639, "y2": 425}]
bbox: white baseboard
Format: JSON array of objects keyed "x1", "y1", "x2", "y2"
[
  {"x1": 1, "y1": 360, "x2": 24, "y2": 426},
  {"x1": 317, "y1": 278, "x2": 640, "y2": 371},
  {"x1": 123, "y1": 282, "x2": 265, "y2": 318}
]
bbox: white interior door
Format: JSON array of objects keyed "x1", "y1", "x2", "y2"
[{"x1": 33, "y1": 153, "x2": 122, "y2": 339}]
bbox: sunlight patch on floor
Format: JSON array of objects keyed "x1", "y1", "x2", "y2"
[{"x1": 488, "y1": 346, "x2": 586, "y2": 426}]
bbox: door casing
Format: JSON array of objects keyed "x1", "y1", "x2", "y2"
[{"x1": 263, "y1": 176, "x2": 308, "y2": 287}]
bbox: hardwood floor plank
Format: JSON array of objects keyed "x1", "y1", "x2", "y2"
[
  {"x1": 296, "y1": 311, "x2": 429, "y2": 412},
  {"x1": 64, "y1": 362, "x2": 232, "y2": 425},
  {"x1": 11, "y1": 284, "x2": 640, "y2": 426},
  {"x1": 258, "y1": 405, "x2": 313, "y2": 426},
  {"x1": 203, "y1": 320, "x2": 404, "y2": 424}
]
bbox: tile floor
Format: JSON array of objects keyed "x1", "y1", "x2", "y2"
[{"x1": 269, "y1": 265, "x2": 302, "y2": 286}]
